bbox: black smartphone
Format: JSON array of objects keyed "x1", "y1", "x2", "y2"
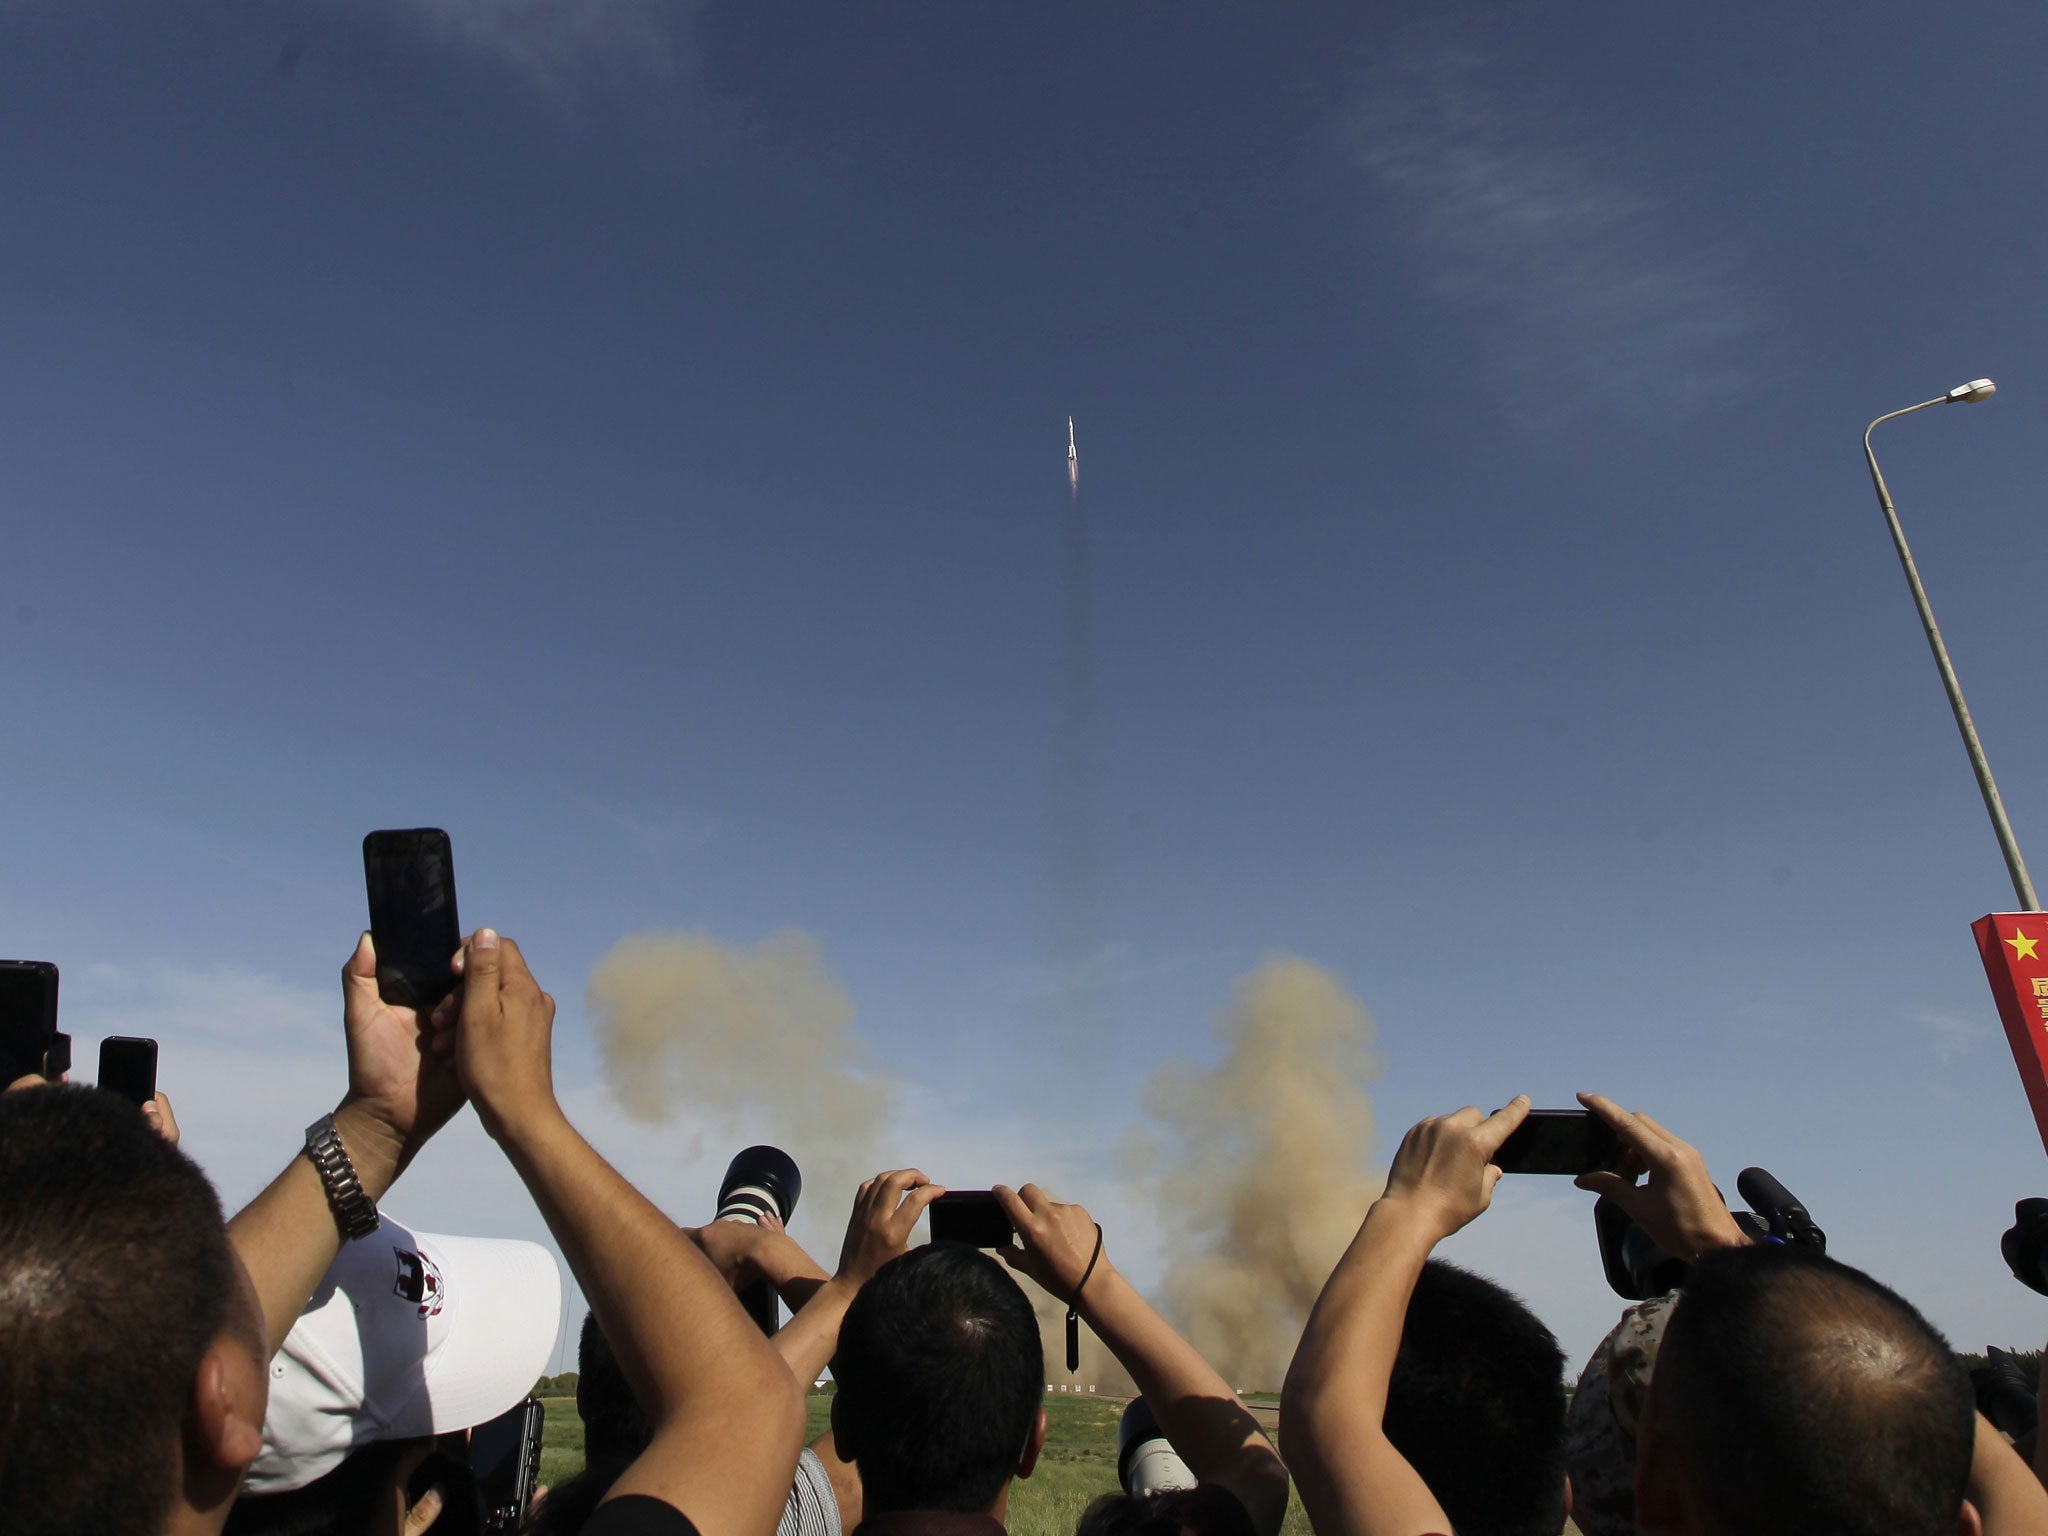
[
  {"x1": 470, "y1": 1399, "x2": 545, "y2": 1533},
  {"x1": 929, "y1": 1191, "x2": 1015, "y2": 1248},
  {"x1": 98, "y1": 1036, "x2": 159, "y2": 1106},
  {"x1": 0, "y1": 961, "x2": 61, "y2": 1082},
  {"x1": 1492, "y1": 1110, "x2": 1620, "y2": 1176},
  {"x1": 363, "y1": 830, "x2": 462, "y2": 1011}
]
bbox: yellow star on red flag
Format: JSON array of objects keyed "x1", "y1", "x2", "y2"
[{"x1": 2009, "y1": 930, "x2": 2041, "y2": 961}]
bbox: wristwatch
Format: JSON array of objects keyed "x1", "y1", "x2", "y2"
[{"x1": 304, "y1": 1114, "x2": 381, "y2": 1241}]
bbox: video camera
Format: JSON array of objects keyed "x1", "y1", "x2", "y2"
[{"x1": 1594, "y1": 1166, "x2": 1825, "y2": 1299}]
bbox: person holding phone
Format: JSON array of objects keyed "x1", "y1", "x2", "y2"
[
  {"x1": 438, "y1": 929, "x2": 806, "y2": 1536},
  {"x1": 1282, "y1": 1096, "x2": 1544, "y2": 1536},
  {"x1": 0, "y1": 927, "x2": 471, "y2": 1536}
]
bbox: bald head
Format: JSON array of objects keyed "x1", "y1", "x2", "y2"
[{"x1": 1644, "y1": 1244, "x2": 1973, "y2": 1536}]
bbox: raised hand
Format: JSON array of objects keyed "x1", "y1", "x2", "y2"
[
  {"x1": 142, "y1": 1091, "x2": 179, "y2": 1147},
  {"x1": 1378, "y1": 1095, "x2": 1531, "y2": 1241},
  {"x1": 837, "y1": 1168, "x2": 944, "y2": 1287},
  {"x1": 1574, "y1": 1091, "x2": 1749, "y2": 1259},
  {"x1": 995, "y1": 1183, "x2": 1108, "y2": 1298},
  {"x1": 444, "y1": 929, "x2": 558, "y2": 1143},
  {"x1": 339, "y1": 932, "x2": 467, "y2": 1172}
]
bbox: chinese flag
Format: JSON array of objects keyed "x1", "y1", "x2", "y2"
[{"x1": 1973, "y1": 913, "x2": 2048, "y2": 1157}]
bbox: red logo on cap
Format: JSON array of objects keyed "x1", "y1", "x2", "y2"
[{"x1": 392, "y1": 1247, "x2": 447, "y2": 1321}]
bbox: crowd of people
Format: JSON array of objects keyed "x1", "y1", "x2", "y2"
[{"x1": 5, "y1": 925, "x2": 2048, "y2": 1536}]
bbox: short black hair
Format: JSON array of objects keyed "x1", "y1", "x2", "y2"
[
  {"x1": 223, "y1": 1440, "x2": 424, "y2": 1536},
  {"x1": 832, "y1": 1243, "x2": 1043, "y2": 1515},
  {"x1": 0, "y1": 1085, "x2": 240, "y2": 1536},
  {"x1": 1382, "y1": 1259, "x2": 1568, "y2": 1536},
  {"x1": 575, "y1": 1310, "x2": 651, "y2": 1466},
  {"x1": 1655, "y1": 1243, "x2": 1975, "y2": 1536}
]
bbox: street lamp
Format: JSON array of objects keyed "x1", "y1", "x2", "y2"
[{"x1": 1863, "y1": 378, "x2": 2038, "y2": 910}]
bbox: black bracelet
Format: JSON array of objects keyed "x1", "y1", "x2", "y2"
[{"x1": 1065, "y1": 1223, "x2": 1104, "y2": 1374}]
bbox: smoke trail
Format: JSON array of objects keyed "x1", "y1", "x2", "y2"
[
  {"x1": 586, "y1": 929, "x2": 897, "y2": 1242},
  {"x1": 1135, "y1": 957, "x2": 1384, "y2": 1389},
  {"x1": 1045, "y1": 456, "x2": 1106, "y2": 1050}
]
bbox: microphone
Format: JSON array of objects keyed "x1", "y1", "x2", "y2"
[{"x1": 1737, "y1": 1167, "x2": 1825, "y2": 1250}]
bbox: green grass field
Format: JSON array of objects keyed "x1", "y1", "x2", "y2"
[{"x1": 539, "y1": 1390, "x2": 1310, "y2": 1536}]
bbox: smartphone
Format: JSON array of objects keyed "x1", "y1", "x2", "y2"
[
  {"x1": 929, "y1": 1191, "x2": 1015, "y2": 1248},
  {"x1": 98, "y1": 1036, "x2": 159, "y2": 1106},
  {"x1": 470, "y1": 1398, "x2": 545, "y2": 1533},
  {"x1": 363, "y1": 830, "x2": 462, "y2": 1011},
  {"x1": 0, "y1": 961, "x2": 61, "y2": 1082},
  {"x1": 1492, "y1": 1110, "x2": 1620, "y2": 1176}
]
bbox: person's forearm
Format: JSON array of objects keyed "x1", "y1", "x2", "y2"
[
  {"x1": 1083, "y1": 1267, "x2": 1259, "y2": 1459},
  {"x1": 499, "y1": 1104, "x2": 803, "y2": 1536},
  {"x1": 772, "y1": 1276, "x2": 856, "y2": 1390},
  {"x1": 226, "y1": 1099, "x2": 407, "y2": 1354},
  {"x1": 1285, "y1": 1199, "x2": 1432, "y2": 1428},
  {"x1": 500, "y1": 1106, "x2": 789, "y2": 1422},
  {"x1": 1971, "y1": 1413, "x2": 2048, "y2": 1531},
  {"x1": 750, "y1": 1231, "x2": 832, "y2": 1313},
  {"x1": 1081, "y1": 1267, "x2": 1289, "y2": 1534},
  {"x1": 1280, "y1": 1198, "x2": 1449, "y2": 1536}
]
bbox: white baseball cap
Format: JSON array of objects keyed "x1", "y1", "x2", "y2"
[{"x1": 245, "y1": 1215, "x2": 563, "y2": 1494}]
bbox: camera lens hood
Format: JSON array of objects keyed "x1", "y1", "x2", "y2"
[{"x1": 716, "y1": 1145, "x2": 803, "y2": 1226}]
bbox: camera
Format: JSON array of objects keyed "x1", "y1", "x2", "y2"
[
  {"x1": 1116, "y1": 1397, "x2": 1195, "y2": 1498},
  {"x1": 716, "y1": 1146, "x2": 802, "y2": 1336},
  {"x1": 1594, "y1": 1166, "x2": 1824, "y2": 1300}
]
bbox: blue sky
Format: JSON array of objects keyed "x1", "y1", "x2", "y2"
[{"x1": 8, "y1": 1, "x2": 2048, "y2": 1370}]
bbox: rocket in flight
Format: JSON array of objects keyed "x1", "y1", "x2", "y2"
[{"x1": 1067, "y1": 416, "x2": 1078, "y2": 499}]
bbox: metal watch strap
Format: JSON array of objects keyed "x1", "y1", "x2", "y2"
[{"x1": 304, "y1": 1114, "x2": 380, "y2": 1242}]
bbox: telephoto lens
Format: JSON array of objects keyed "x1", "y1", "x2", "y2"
[
  {"x1": 2001, "y1": 1198, "x2": 2048, "y2": 1297},
  {"x1": 1116, "y1": 1397, "x2": 1196, "y2": 1499},
  {"x1": 717, "y1": 1146, "x2": 803, "y2": 1336}
]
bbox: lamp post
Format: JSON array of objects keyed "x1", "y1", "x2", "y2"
[{"x1": 1863, "y1": 378, "x2": 2038, "y2": 910}]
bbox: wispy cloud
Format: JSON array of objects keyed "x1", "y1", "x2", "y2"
[
  {"x1": 1345, "y1": 47, "x2": 1754, "y2": 430},
  {"x1": 364, "y1": 0, "x2": 692, "y2": 98},
  {"x1": 1909, "y1": 1006, "x2": 1994, "y2": 1064}
]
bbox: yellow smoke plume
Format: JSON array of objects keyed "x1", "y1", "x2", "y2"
[
  {"x1": 586, "y1": 929, "x2": 897, "y2": 1240},
  {"x1": 1138, "y1": 956, "x2": 1384, "y2": 1390}
]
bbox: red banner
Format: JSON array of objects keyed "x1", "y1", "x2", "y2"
[{"x1": 1973, "y1": 913, "x2": 2048, "y2": 1157}]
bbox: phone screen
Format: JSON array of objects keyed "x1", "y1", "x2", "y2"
[
  {"x1": 98, "y1": 1037, "x2": 159, "y2": 1106},
  {"x1": 929, "y1": 1191, "x2": 1015, "y2": 1248},
  {"x1": 1493, "y1": 1110, "x2": 1620, "y2": 1176},
  {"x1": 0, "y1": 961, "x2": 60, "y2": 1082},
  {"x1": 470, "y1": 1399, "x2": 544, "y2": 1532},
  {"x1": 363, "y1": 830, "x2": 462, "y2": 1011}
]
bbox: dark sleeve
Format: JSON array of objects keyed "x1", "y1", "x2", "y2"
[{"x1": 577, "y1": 1494, "x2": 704, "y2": 1536}]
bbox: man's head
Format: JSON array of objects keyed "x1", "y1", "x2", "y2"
[
  {"x1": 1638, "y1": 1243, "x2": 1976, "y2": 1536},
  {"x1": 576, "y1": 1311, "x2": 651, "y2": 1467},
  {"x1": 1381, "y1": 1259, "x2": 1570, "y2": 1536},
  {"x1": 831, "y1": 1243, "x2": 1046, "y2": 1516},
  {"x1": 0, "y1": 1084, "x2": 268, "y2": 1535}
]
